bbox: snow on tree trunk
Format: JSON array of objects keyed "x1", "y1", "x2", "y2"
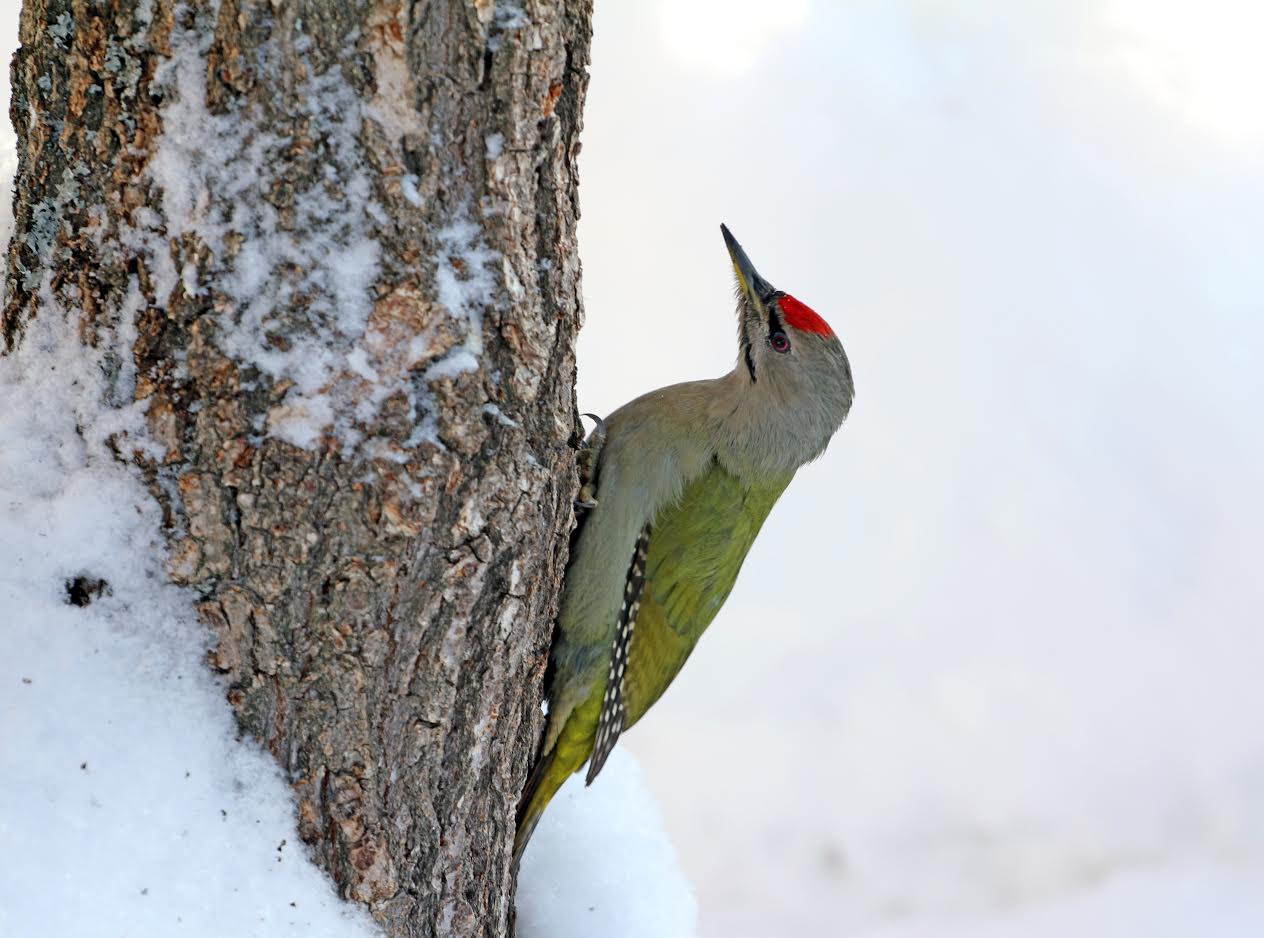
[{"x1": 3, "y1": 0, "x2": 590, "y2": 935}]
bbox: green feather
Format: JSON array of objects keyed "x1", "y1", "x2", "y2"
[
  {"x1": 622, "y1": 460, "x2": 793, "y2": 727},
  {"x1": 514, "y1": 459, "x2": 792, "y2": 865}
]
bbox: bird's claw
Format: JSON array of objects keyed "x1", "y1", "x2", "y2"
[{"x1": 575, "y1": 413, "x2": 606, "y2": 513}]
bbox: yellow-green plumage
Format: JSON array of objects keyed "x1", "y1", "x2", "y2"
[
  {"x1": 623, "y1": 464, "x2": 792, "y2": 724},
  {"x1": 513, "y1": 225, "x2": 854, "y2": 867},
  {"x1": 514, "y1": 460, "x2": 792, "y2": 862}
]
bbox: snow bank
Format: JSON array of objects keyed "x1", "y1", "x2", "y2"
[
  {"x1": 0, "y1": 486, "x2": 383, "y2": 938},
  {"x1": 517, "y1": 749, "x2": 699, "y2": 938}
]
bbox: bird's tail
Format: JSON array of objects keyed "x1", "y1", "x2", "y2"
[{"x1": 513, "y1": 742, "x2": 572, "y2": 868}]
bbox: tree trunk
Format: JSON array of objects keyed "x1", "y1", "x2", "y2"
[{"x1": 4, "y1": 0, "x2": 590, "y2": 935}]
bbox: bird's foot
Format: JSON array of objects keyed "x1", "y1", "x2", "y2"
[{"x1": 574, "y1": 413, "x2": 606, "y2": 510}]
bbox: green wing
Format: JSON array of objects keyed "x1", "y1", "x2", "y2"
[
  {"x1": 621, "y1": 459, "x2": 793, "y2": 728},
  {"x1": 516, "y1": 459, "x2": 794, "y2": 854}
]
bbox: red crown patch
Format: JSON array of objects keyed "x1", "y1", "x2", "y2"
[{"x1": 779, "y1": 295, "x2": 833, "y2": 337}]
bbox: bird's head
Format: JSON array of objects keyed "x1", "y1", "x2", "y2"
[{"x1": 721, "y1": 224, "x2": 854, "y2": 419}]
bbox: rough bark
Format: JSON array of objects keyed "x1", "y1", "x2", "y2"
[{"x1": 4, "y1": 0, "x2": 590, "y2": 935}]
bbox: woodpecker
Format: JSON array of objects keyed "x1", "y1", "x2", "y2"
[{"x1": 514, "y1": 225, "x2": 854, "y2": 864}]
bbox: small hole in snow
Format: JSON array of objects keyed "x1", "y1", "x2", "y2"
[{"x1": 65, "y1": 575, "x2": 111, "y2": 607}]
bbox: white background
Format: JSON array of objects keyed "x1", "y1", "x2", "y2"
[{"x1": 575, "y1": 2, "x2": 1264, "y2": 936}]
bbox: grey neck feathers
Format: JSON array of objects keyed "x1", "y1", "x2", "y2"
[{"x1": 709, "y1": 346, "x2": 853, "y2": 480}]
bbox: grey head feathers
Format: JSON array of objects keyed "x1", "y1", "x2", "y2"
[{"x1": 718, "y1": 225, "x2": 854, "y2": 476}]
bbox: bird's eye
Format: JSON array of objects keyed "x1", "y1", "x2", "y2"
[{"x1": 770, "y1": 331, "x2": 791, "y2": 353}]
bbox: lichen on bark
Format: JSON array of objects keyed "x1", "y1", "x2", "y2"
[{"x1": 3, "y1": 0, "x2": 592, "y2": 934}]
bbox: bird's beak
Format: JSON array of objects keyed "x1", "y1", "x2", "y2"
[{"x1": 721, "y1": 223, "x2": 776, "y2": 307}]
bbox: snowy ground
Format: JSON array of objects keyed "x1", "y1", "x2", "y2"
[{"x1": 517, "y1": 751, "x2": 697, "y2": 938}]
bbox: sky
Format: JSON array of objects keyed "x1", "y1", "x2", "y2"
[
  {"x1": 574, "y1": 1, "x2": 1264, "y2": 935},
  {"x1": 2, "y1": 1, "x2": 1262, "y2": 936}
]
